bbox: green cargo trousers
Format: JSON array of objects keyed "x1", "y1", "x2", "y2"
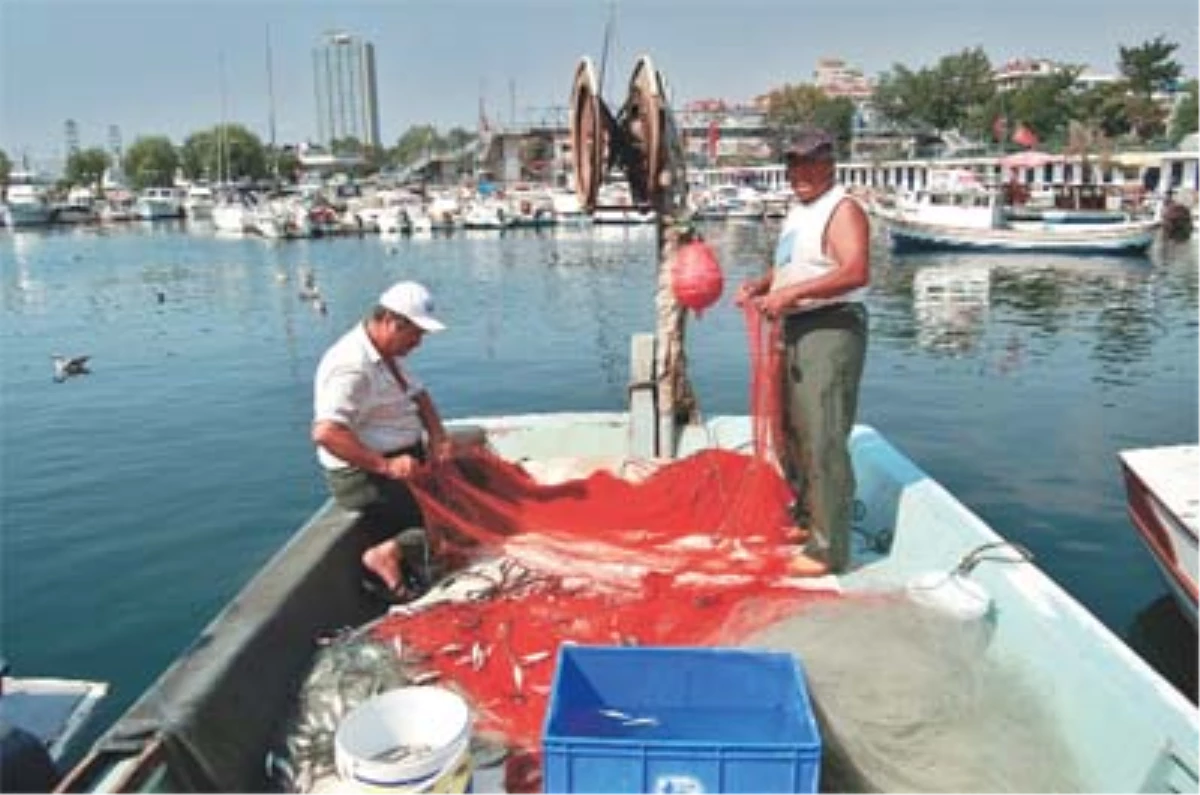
[{"x1": 780, "y1": 302, "x2": 868, "y2": 573}]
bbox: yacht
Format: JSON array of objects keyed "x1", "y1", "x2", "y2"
[
  {"x1": 136, "y1": 187, "x2": 184, "y2": 220},
  {"x1": 211, "y1": 191, "x2": 254, "y2": 234},
  {"x1": 183, "y1": 184, "x2": 216, "y2": 221},
  {"x1": 54, "y1": 186, "x2": 100, "y2": 225},
  {"x1": 2, "y1": 170, "x2": 54, "y2": 228}
]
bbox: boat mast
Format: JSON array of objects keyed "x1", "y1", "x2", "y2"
[
  {"x1": 218, "y1": 51, "x2": 228, "y2": 186},
  {"x1": 266, "y1": 24, "x2": 278, "y2": 182}
]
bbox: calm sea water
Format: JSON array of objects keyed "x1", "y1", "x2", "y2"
[{"x1": 2, "y1": 219, "x2": 1196, "y2": 756}]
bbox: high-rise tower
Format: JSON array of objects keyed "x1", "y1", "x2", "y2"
[
  {"x1": 312, "y1": 30, "x2": 381, "y2": 151},
  {"x1": 65, "y1": 119, "x2": 80, "y2": 160}
]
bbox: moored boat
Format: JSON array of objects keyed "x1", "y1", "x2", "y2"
[
  {"x1": 0, "y1": 663, "x2": 107, "y2": 791},
  {"x1": 1118, "y1": 444, "x2": 1199, "y2": 627},
  {"x1": 58, "y1": 334, "x2": 1199, "y2": 793},
  {"x1": 3, "y1": 170, "x2": 55, "y2": 228},
  {"x1": 885, "y1": 186, "x2": 1160, "y2": 256},
  {"x1": 135, "y1": 188, "x2": 184, "y2": 221}
]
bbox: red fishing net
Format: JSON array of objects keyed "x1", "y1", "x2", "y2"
[{"x1": 371, "y1": 306, "x2": 830, "y2": 789}]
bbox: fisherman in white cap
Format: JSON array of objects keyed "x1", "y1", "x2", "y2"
[{"x1": 312, "y1": 280, "x2": 450, "y2": 603}]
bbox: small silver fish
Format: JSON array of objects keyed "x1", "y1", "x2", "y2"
[
  {"x1": 622, "y1": 717, "x2": 660, "y2": 728},
  {"x1": 410, "y1": 670, "x2": 441, "y2": 685},
  {"x1": 598, "y1": 708, "x2": 632, "y2": 721},
  {"x1": 520, "y1": 650, "x2": 551, "y2": 665},
  {"x1": 512, "y1": 663, "x2": 524, "y2": 694}
]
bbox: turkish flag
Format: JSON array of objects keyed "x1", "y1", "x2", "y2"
[
  {"x1": 1012, "y1": 123, "x2": 1039, "y2": 148},
  {"x1": 707, "y1": 120, "x2": 720, "y2": 159}
]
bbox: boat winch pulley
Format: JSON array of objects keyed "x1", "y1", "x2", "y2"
[{"x1": 569, "y1": 55, "x2": 687, "y2": 214}]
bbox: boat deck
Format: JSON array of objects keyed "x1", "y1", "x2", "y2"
[{"x1": 1119, "y1": 445, "x2": 1200, "y2": 537}]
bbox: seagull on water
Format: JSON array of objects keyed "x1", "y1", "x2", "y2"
[{"x1": 52, "y1": 354, "x2": 91, "y2": 383}]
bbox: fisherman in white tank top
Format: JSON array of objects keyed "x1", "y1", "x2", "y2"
[{"x1": 735, "y1": 129, "x2": 870, "y2": 576}]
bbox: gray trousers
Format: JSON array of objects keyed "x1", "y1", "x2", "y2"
[{"x1": 781, "y1": 303, "x2": 868, "y2": 572}]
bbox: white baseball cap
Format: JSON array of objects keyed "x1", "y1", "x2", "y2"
[{"x1": 378, "y1": 281, "x2": 446, "y2": 332}]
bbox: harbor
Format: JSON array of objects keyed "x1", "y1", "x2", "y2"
[
  {"x1": 2, "y1": 214, "x2": 1197, "y2": 789},
  {"x1": 3, "y1": 3, "x2": 1199, "y2": 791}
]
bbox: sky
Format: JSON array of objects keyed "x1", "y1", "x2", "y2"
[{"x1": 1, "y1": 0, "x2": 1197, "y2": 170}]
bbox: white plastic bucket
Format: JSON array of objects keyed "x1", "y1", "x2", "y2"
[{"x1": 334, "y1": 686, "x2": 473, "y2": 793}]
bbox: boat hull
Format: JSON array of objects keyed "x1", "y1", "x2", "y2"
[
  {"x1": 888, "y1": 218, "x2": 1159, "y2": 256},
  {"x1": 1119, "y1": 446, "x2": 1199, "y2": 627},
  {"x1": 61, "y1": 410, "x2": 1199, "y2": 793},
  {"x1": 3, "y1": 202, "x2": 54, "y2": 227}
]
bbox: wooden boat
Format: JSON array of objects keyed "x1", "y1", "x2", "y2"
[
  {"x1": 56, "y1": 333, "x2": 1198, "y2": 793},
  {"x1": 1119, "y1": 445, "x2": 1199, "y2": 627},
  {"x1": 884, "y1": 186, "x2": 1159, "y2": 255}
]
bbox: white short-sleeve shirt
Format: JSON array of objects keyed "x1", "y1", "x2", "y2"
[{"x1": 313, "y1": 323, "x2": 427, "y2": 470}]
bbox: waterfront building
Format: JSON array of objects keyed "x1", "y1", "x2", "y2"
[
  {"x1": 688, "y1": 146, "x2": 1199, "y2": 209},
  {"x1": 312, "y1": 30, "x2": 381, "y2": 151},
  {"x1": 812, "y1": 57, "x2": 874, "y2": 100},
  {"x1": 993, "y1": 57, "x2": 1062, "y2": 92}
]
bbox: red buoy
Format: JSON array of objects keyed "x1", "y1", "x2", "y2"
[{"x1": 671, "y1": 239, "x2": 724, "y2": 317}]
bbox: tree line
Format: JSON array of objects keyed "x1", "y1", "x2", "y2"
[
  {"x1": 1, "y1": 36, "x2": 1195, "y2": 193},
  {"x1": 765, "y1": 36, "x2": 1196, "y2": 159}
]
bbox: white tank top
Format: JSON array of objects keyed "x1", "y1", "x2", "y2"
[{"x1": 770, "y1": 185, "x2": 867, "y2": 313}]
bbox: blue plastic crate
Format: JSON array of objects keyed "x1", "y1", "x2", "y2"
[{"x1": 542, "y1": 646, "x2": 821, "y2": 794}]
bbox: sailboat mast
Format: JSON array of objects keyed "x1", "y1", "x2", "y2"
[
  {"x1": 218, "y1": 51, "x2": 228, "y2": 185},
  {"x1": 266, "y1": 24, "x2": 278, "y2": 180}
]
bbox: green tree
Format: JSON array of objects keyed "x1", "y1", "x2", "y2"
[
  {"x1": 1072, "y1": 81, "x2": 1134, "y2": 139},
  {"x1": 1002, "y1": 70, "x2": 1079, "y2": 147},
  {"x1": 1123, "y1": 93, "x2": 1167, "y2": 141},
  {"x1": 65, "y1": 147, "x2": 111, "y2": 190},
  {"x1": 351, "y1": 144, "x2": 386, "y2": 178},
  {"x1": 872, "y1": 49, "x2": 995, "y2": 135},
  {"x1": 123, "y1": 135, "x2": 179, "y2": 189},
  {"x1": 182, "y1": 124, "x2": 268, "y2": 183},
  {"x1": 1168, "y1": 79, "x2": 1198, "y2": 143},
  {"x1": 259, "y1": 144, "x2": 300, "y2": 183},
  {"x1": 1119, "y1": 35, "x2": 1182, "y2": 95},
  {"x1": 444, "y1": 127, "x2": 474, "y2": 152},
  {"x1": 930, "y1": 48, "x2": 996, "y2": 133},
  {"x1": 763, "y1": 84, "x2": 852, "y2": 153},
  {"x1": 0, "y1": 148, "x2": 11, "y2": 192},
  {"x1": 392, "y1": 125, "x2": 440, "y2": 166}
]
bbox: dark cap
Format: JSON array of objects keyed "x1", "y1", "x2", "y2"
[{"x1": 784, "y1": 129, "x2": 835, "y2": 160}]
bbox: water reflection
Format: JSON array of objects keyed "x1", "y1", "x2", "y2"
[
  {"x1": 869, "y1": 244, "x2": 1196, "y2": 388},
  {"x1": 911, "y1": 265, "x2": 990, "y2": 355},
  {"x1": 1127, "y1": 594, "x2": 1198, "y2": 704}
]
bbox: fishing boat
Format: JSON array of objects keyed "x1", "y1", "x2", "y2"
[
  {"x1": 57, "y1": 53, "x2": 1198, "y2": 793},
  {"x1": 56, "y1": 333, "x2": 1199, "y2": 792},
  {"x1": 1118, "y1": 444, "x2": 1199, "y2": 627},
  {"x1": 884, "y1": 186, "x2": 1160, "y2": 256},
  {"x1": 0, "y1": 662, "x2": 107, "y2": 791}
]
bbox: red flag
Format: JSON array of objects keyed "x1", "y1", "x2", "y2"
[
  {"x1": 1012, "y1": 123, "x2": 1038, "y2": 148},
  {"x1": 992, "y1": 115, "x2": 1007, "y2": 142},
  {"x1": 707, "y1": 120, "x2": 720, "y2": 159}
]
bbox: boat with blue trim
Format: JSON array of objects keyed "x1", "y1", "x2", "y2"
[
  {"x1": 882, "y1": 185, "x2": 1160, "y2": 255},
  {"x1": 55, "y1": 332, "x2": 1199, "y2": 793}
]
